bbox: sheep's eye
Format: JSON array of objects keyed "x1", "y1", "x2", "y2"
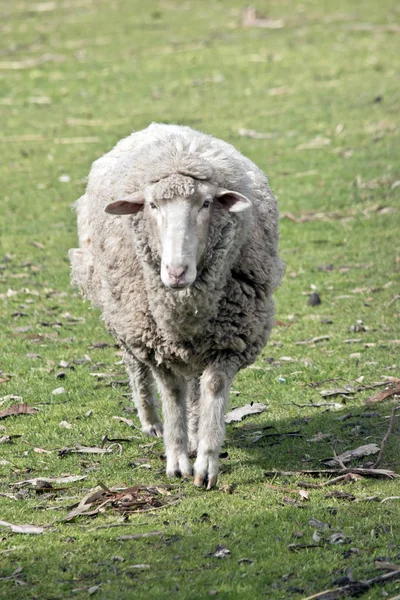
[
  {"x1": 202, "y1": 200, "x2": 211, "y2": 209},
  {"x1": 149, "y1": 202, "x2": 158, "y2": 210}
]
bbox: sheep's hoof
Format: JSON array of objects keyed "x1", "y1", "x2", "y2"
[
  {"x1": 206, "y1": 475, "x2": 218, "y2": 490},
  {"x1": 166, "y1": 468, "x2": 192, "y2": 480},
  {"x1": 193, "y1": 473, "x2": 205, "y2": 487},
  {"x1": 166, "y1": 454, "x2": 192, "y2": 479},
  {"x1": 142, "y1": 423, "x2": 163, "y2": 438},
  {"x1": 193, "y1": 473, "x2": 217, "y2": 489}
]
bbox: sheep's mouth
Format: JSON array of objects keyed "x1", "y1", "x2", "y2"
[{"x1": 165, "y1": 281, "x2": 192, "y2": 290}]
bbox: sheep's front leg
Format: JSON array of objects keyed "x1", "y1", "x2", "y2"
[
  {"x1": 187, "y1": 377, "x2": 200, "y2": 457},
  {"x1": 154, "y1": 370, "x2": 192, "y2": 479},
  {"x1": 194, "y1": 366, "x2": 234, "y2": 489},
  {"x1": 125, "y1": 352, "x2": 163, "y2": 437}
]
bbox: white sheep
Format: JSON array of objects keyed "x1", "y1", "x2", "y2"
[{"x1": 69, "y1": 123, "x2": 285, "y2": 488}]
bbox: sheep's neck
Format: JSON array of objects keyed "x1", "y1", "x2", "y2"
[{"x1": 144, "y1": 266, "x2": 226, "y2": 340}]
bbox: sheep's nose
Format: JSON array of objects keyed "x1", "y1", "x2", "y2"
[{"x1": 166, "y1": 264, "x2": 188, "y2": 283}]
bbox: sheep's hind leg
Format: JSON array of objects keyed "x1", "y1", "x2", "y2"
[
  {"x1": 194, "y1": 366, "x2": 234, "y2": 490},
  {"x1": 154, "y1": 369, "x2": 192, "y2": 479},
  {"x1": 124, "y1": 352, "x2": 163, "y2": 437}
]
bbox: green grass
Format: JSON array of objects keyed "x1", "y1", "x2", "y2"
[{"x1": 0, "y1": 0, "x2": 399, "y2": 598}]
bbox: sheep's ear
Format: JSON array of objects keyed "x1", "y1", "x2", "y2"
[
  {"x1": 105, "y1": 191, "x2": 145, "y2": 215},
  {"x1": 216, "y1": 189, "x2": 252, "y2": 213}
]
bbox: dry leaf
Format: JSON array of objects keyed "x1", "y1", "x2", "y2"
[
  {"x1": 88, "y1": 585, "x2": 101, "y2": 595},
  {"x1": 0, "y1": 404, "x2": 38, "y2": 419},
  {"x1": 238, "y1": 128, "x2": 278, "y2": 140},
  {"x1": 242, "y1": 6, "x2": 284, "y2": 29},
  {"x1": 213, "y1": 545, "x2": 231, "y2": 558},
  {"x1": 308, "y1": 518, "x2": 330, "y2": 529},
  {"x1": 59, "y1": 444, "x2": 114, "y2": 456},
  {"x1": 322, "y1": 443, "x2": 380, "y2": 467},
  {"x1": 225, "y1": 403, "x2": 266, "y2": 423},
  {"x1": 113, "y1": 416, "x2": 135, "y2": 427},
  {"x1": 307, "y1": 432, "x2": 332, "y2": 442},
  {"x1": 374, "y1": 560, "x2": 400, "y2": 571},
  {"x1": 0, "y1": 395, "x2": 23, "y2": 403},
  {"x1": 14, "y1": 475, "x2": 86, "y2": 488},
  {"x1": 298, "y1": 489, "x2": 309, "y2": 501},
  {"x1": 274, "y1": 320, "x2": 294, "y2": 327},
  {"x1": 0, "y1": 436, "x2": 13, "y2": 444},
  {"x1": 297, "y1": 136, "x2": 331, "y2": 150},
  {"x1": 312, "y1": 530, "x2": 321, "y2": 542},
  {"x1": 327, "y1": 533, "x2": 348, "y2": 544},
  {"x1": 52, "y1": 387, "x2": 66, "y2": 395},
  {"x1": 365, "y1": 383, "x2": 400, "y2": 404},
  {"x1": 33, "y1": 447, "x2": 52, "y2": 454},
  {"x1": 0, "y1": 521, "x2": 44, "y2": 534},
  {"x1": 59, "y1": 420, "x2": 73, "y2": 429},
  {"x1": 296, "y1": 336, "x2": 330, "y2": 345}
]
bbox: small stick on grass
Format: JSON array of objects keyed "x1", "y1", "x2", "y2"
[
  {"x1": 332, "y1": 449, "x2": 347, "y2": 470},
  {"x1": 265, "y1": 467, "x2": 398, "y2": 479},
  {"x1": 373, "y1": 405, "x2": 400, "y2": 469},
  {"x1": 286, "y1": 401, "x2": 344, "y2": 409},
  {"x1": 301, "y1": 568, "x2": 400, "y2": 599}
]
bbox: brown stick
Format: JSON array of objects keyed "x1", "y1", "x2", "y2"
[
  {"x1": 265, "y1": 467, "x2": 398, "y2": 479},
  {"x1": 301, "y1": 568, "x2": 400, "y2": 599},
  {"x1": 373, "y1": 406, "x2": 400, "y2": 468}
]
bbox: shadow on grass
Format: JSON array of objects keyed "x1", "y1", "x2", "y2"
[
  {"x1": 1, "y1": 406, "x2": 398, "y2": 600},
  {"x1": 223, "y1": 402, "x2": 398, "y2": 480}
]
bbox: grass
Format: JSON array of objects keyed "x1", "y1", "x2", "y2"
[{"x1": 0, "y1": 0, "x2": 399, "y2": 598}]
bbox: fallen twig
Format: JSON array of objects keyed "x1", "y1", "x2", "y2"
[
  {"x1": 373, "y1": 406, "x2": 400, "y2": 468},
  {"x1": 88, "y1": 522, "x2": 142, "y2": 531},
  {"x1": 298, "y1": 473, "x2": 362, "y2": 488},
  {"x1": 118, "y1": 530, "x2": 163, "y2": 541},
  {"x1": 388, "y1": 294, "x2": 400, "y2": 307},
  {"x1": 295, "y1": 336, "x2": 331, "y2": 345},
  {"x1": 265, "y1": 467, "x2": 398, "y2": 479},
  {"x1": 301, "y1": 568, "x2": 400, "y2": 599},
  {"x1": 288, "y1": 401, "x2": 344, "y2": 409},
  {"x1": 303, "y1": 378, "x2": 354, "y2": 388},
  {"x1": 381, "y1": 496, "x2": 400, "y2": 503},
  {"x1": 0, "y1": 546, "x2": 25, "y2": 556}
]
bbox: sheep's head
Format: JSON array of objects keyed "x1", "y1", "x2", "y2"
[{"x1": 105, "y1": 174, "x2": 251, "y2": 289}]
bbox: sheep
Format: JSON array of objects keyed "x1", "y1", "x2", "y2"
[{"x1": 69, "y1": 123, "x2": 285, "y2": 489}]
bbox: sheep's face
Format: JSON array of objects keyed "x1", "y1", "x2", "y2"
[{"x1": 105, "y1": 175, "x2": 251, "y2": 289}]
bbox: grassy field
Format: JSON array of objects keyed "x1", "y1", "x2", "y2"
[{"x1": 1, "y1": 0, "x2": 399, "y2": 598}]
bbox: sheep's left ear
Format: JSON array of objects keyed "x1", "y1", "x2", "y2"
[
  {"x1": 105, "y1": 191, "x2": 145, "y2": 215},
  {"x1": 216, "y1": 189, "x2": 252, "y2": 213}
]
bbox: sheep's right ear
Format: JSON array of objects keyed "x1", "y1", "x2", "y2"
[{"x1": 105, "y1": 191, "x2": 145, "y2": 215}]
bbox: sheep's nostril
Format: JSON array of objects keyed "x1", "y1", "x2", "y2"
[{"x1": 167, "y1": 265, "x2": 188, "y2": 280}]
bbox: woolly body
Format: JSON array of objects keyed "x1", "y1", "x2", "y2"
[{"x1": 70, "y1": 123, "x2": 284, "y2": 487}]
